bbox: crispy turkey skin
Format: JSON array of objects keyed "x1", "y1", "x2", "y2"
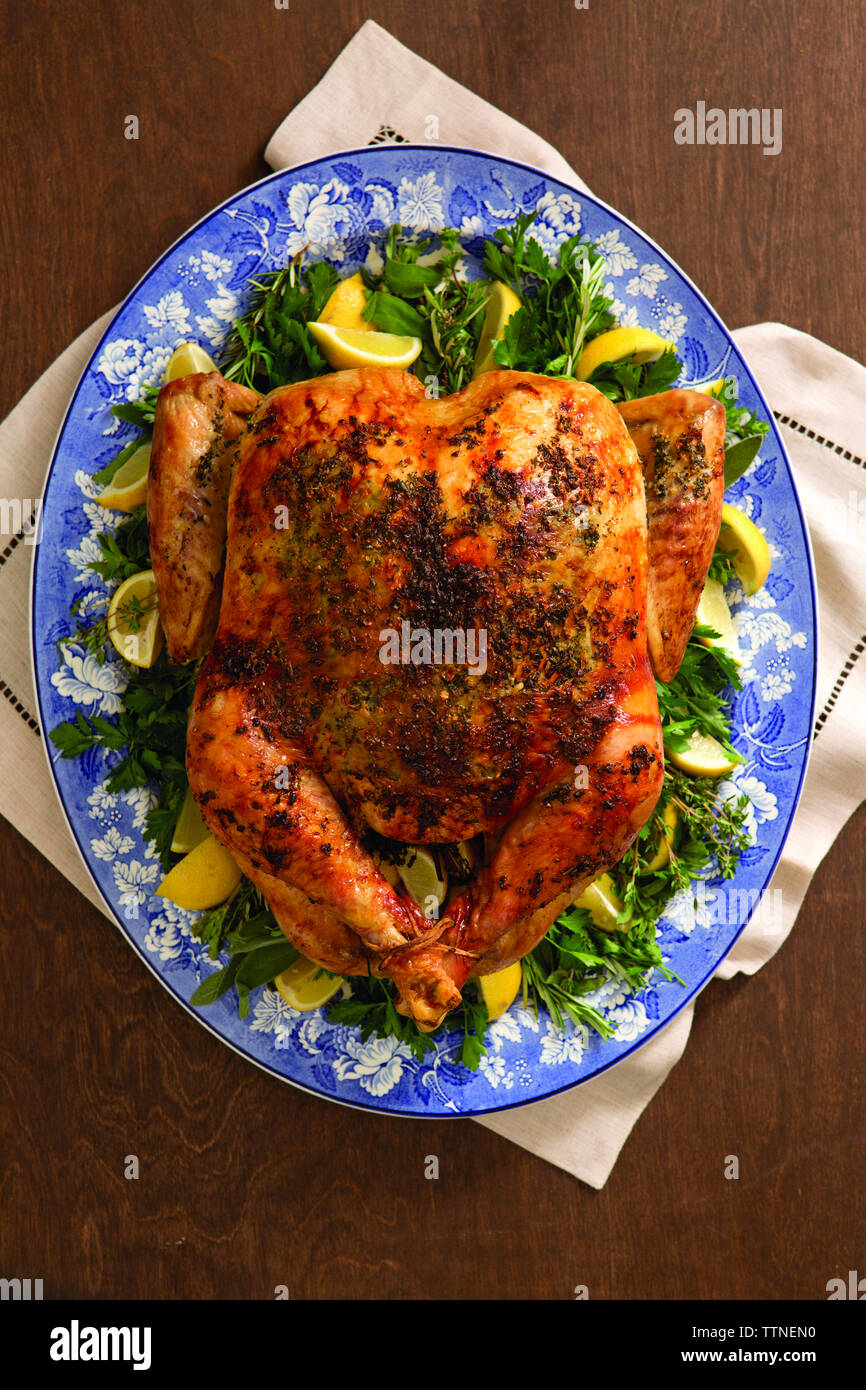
[{"x1": 149, "y1": 366, "x2": 723, "y2": 1028}]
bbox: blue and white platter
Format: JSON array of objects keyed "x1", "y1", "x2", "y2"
[{"x1": 31, "y1": 146, "x2": 817, "y2": 1117}]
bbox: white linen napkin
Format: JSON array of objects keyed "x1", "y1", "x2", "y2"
[{"x1": 4, "y1": 19, "x2": 864, "y2": 1187}]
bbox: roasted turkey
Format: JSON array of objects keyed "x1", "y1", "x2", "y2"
[{"x1": 148, "y1": 366, "x2": 724, "y2": 1028}]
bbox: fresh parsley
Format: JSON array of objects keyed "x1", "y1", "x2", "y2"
[
  {"x1": 522, "y1": 906, "x2": 680, "y2": 1037},
  {"x1": 714, "y1": 374, "x2": 771, "y2": 445},
  {"x1": 50, "y1": 659, "x2": 196, "y2": 866},
  {"x1": 221, "y1": 255, "x2": 339, "y2": 391},
  {"x1": 188, "y1": 879, "x2": 300, "y2": 1019},
  {"x1": 656, "y1": 626, "x2": 744, "y2": 761},
  {"x1": 327, "y1": 972, "x2": 490, "y2": 1071},
  {"x1": 110, "y1": 383, "x2": 159, "y2": 431},
  {"x1": 484, "y1": 212, "x2": 615, "y2": 377},
  {"x1": 363, "y1": 224, "x2": 489, "y2": 394},
  {"x1": 587, "y1": 347, "x2": 683, "y2": 402},
  {"x1": 88, "y1": 504, "x2": 151, "y2": 585}
]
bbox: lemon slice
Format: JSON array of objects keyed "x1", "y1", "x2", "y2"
[
  {"x1": 479, "y1": 961, "x2": 522, "y2": 1021},
  {"x1": 575, "y1": 326, "x2": 673, "y2": 382},
  {"x1": 372, "y1": 851, "x2": 401, "y2": 888},
  {"x1": 718, "y1": 503, "x2": 771, "y2": 595},
  {"x1": 573, "y1": 871, "x2": 626, "y2": 930},
  {"x1": 95, "y1": 442, "x2": 151, "y2": 511},
  {"x1": 164, "y1": 342, "x2": 218, "y2": 382},
  {"x1": 274, "y1": 955, "x2": 342, "y2": 1011},
  {"x1": 667, "y1": 730, "x2": 737, "y2": 778},
  {"x1": 642, "y1": 803, "x2": 678, "y2": 874},
  {"x1": 107, "y1": 568, "x2": 163, "y2": 668},
  {"x1": 170, "y1": 785, "x2": 210, "y2": 854},
  {"x1": 308, "y1": 322, "x2": 421, "y2": 370},
  {"x1": 317, "y1": 272, "x2": 375, "y2": 333},
  {"x1": 704, "y1": 377, "x2": 726, "y2": 396},
  {"x1": 398, "y1": 848, "x2": 447, "y2": 919},
  {"x1": 453, "y1": 838, "x2": 477, "y2": 876},
  {"x1": 473, "y1": 280, "x2": 523, "y2": 376},
  {"x1": 696, "y1": 576, "x2": 741, "y2": 663},
  {"x1": 156, "y1": 834, "x2": 242, "y2": 910}
]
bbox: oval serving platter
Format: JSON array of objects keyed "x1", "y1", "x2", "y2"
[{"x1": 31, "y1": 146, "x2": 817, "y2": 1117}]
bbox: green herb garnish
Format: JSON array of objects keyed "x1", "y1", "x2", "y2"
[
  {"x1": 363, "y1": 225, "x2": 489, "y2": 394},
  {"x1": 484, "y1": 212, "x2": 615, "y2": 377},
  {"x1": 588, "y1": 347, "x2": 683, "y2": 402},
  {"x1": 221, "y1": 256, "x2": 339, "y2": 391}
]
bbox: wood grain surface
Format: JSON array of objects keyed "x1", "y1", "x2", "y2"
[{"x1": 0, "y1": 0, "x2": 863, "y2": 1300}]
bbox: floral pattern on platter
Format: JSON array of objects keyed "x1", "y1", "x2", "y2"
[{"x1": 32, "y1": 147, "x2": 816, "y2": 1118}]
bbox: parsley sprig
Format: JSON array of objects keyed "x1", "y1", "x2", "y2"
[
  {"x1": 363, "y1": 225, "x2": 489, "y2": 394},
  {"x1": 656, "y1": 628, "x2": 744, "y2": 760},
  {"x1": 587, "y1": 347, "x2": 683, "y2": 402},
  {"x1": 221, "y1": 256, "x2": 338, "y2": 391},
  {"x1": 522, "y1": 907, "x2": 680, "y2": 1037},
  {"x1": 328, "y1": 973, "x2": 490, "y2": 1070},
  {"x1": 188, "y1": 880, "x2": 300, "y2": 1020},
  {"x1": 89, "y1": 505, "x2": 151, "y2": 588},
  {"x1": 51, "y1": 660, "x2": 196, "y2": 865},
  {"x1": 483, "y1": 212, "x2": 615, "y2": 376},
  {"x1": 50, "y1": 506, "x2": 197, "y2": 865}
]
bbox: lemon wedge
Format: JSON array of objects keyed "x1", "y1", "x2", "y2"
[
  {"x1": 573, "y1": 871, "x2": 626, "y2": 930},
  {"x1": 308, "y1": 322, "x2": 421, "y2": 370},
  {"x1": 156, "y1": 834, "x2": 242, "y2": 911},
  {"x1": 704, "y1": 377, "x2": 726, "y2": 396},
  {"x1": 372, "y1": 852, "x2": 401, "y2": 888},
  {"x1": 170, "y1": 785, "x2": 210, "y2": 854},
  {"x1": 642, "y1": 803, "x2": 678, "y2": 874},
  {"x1": 473, "y1": 280, "x2": 523, "y2": 376},
  {"x1": 667, "y1": 730, "x2": 737, "y2": 778},
  {"x1": 274, "y1": 955, "x2": 342, "y2": 1011},
  {"x1": 479, "y1": 961, "x2": 522, "y2": 1021},
  {"x1": 107, "y1": 569, "x2": 163, "y2": 668},
  {"x1": 718, "y1": 503, "x2": 771, "y2": 595},
  {"x1": 95, "y1": 442, "x2": 151, "y2": 511},
  {"x1": 164, "y1": 342, "x2": 218, "y2": 381},
  {"x1": 575, "y1": 326, "x2": 673, "y2": 382},
  {"x1": 398, "y1": 848, "x2": 447, "y2": 919},
  {"x1": 317, "y1": 272, "x2": 375, "y2": 333},
  {"x1": 453, "y1": 838, "x2": 477, "y2": 875},
  {"x1": 696, "y1": 576, "x2": 741, "y2": 663}
]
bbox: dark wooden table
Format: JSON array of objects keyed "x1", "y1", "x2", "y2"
[{"x1": 1, "y1": 0, "x2": 863, "y2": 1300}]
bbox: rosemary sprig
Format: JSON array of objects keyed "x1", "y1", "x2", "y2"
[{"x1": 483, "y1": 212, "x2": 615, "y2": 377}]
